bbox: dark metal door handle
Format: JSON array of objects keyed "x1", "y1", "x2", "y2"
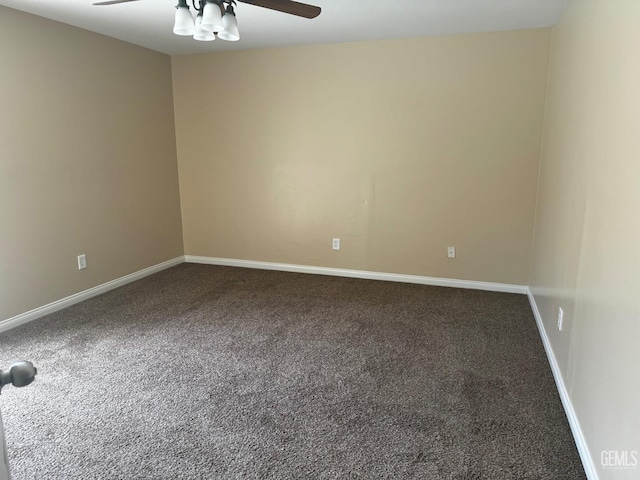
[{"x1": 0, "y1": 361, "x2": 37, "y2": 392}]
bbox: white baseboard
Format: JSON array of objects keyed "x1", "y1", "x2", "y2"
[
  {"x1": 0, "y1": 255, "x2": 525, "y2": 334},
  {"x1": 527, "y1": 288, "x2": 598, "y2": 480},
  {"x1": 184, "y1": 255, "x2": 528, "y2": 294},
  {"x1": 0, "y1": 256, "x2": 185, "y2": 334}
]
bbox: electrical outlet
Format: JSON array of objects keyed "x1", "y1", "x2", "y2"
[
  {"x1": 77, "y1": 254, "x2": 87, "y2": 270},
  {"x1": 332, "y1": 238, "x2": 340, "y2": 251},
  {"x1": 558, "y1": 307, "x2": 564, "y2": 331},
  {"x1": 447, "y1": 246, "x2": 456, "y2": 259}
]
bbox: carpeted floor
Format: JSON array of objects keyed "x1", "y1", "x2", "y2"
[{"x1": 0, "y1": 264, "x2": 585, "y2": 479}]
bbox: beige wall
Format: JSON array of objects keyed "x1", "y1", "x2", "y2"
[
  {"x1": 0, "y1": 7, "x2": 184, "y2": 321},
  {"x1": 530, "y1": 1, "x2": 640, "y2": 478},
  {"x1": 172, "y1": 29, "x2": 550, "y2": 285}
]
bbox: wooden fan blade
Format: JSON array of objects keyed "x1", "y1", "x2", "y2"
[
  {"x1": 238, "y1": 0, "x2": 321, "y2": 19},
  {"x1": 93, "y1": 0, "x2": 141, "y2": 5}
]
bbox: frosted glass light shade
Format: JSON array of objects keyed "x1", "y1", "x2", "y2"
[
  {"x1": 201, "y1": 1, "x2": 224, "y2": 32},
  {"x1": 173, "y1": 6, "x2": 195, "y2": 36},
  {"x1": 194, "y1": 15, "x2": 216, "y2": 41},
  {"x1": 218, "y1": 12, "x2": 239, "y2": 41}
]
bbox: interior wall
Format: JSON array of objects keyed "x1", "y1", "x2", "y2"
[
  {"x1": 530, "y1": 1, "x2": 640, "y2": 478},
  {"x1": 0, "y1": 7, "x2": 184, "y2": 321},
  {"x1": 172, "y1": 29, "x2": 550, "y2": 286}
]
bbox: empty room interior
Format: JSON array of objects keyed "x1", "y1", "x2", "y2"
[{"x1": 0, "y1": 0, "x2": 638, "y2": 479}]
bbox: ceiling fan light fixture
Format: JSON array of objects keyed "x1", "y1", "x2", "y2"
[
  {"x1": 173, "y1": 0, "x2": 195, "y2": 36},
  {"x1": 201, "y1": 0, "x2": 224, "y2": 32},
  {"x1": 194, "y1": 15, "x2": 216, "y2": 41},
  {"x1": 95, "y1": 0, "x2": 320, "y2": 42},
  {"x1": 218, "y1": 4, "x2": 239, "y2": 41}
]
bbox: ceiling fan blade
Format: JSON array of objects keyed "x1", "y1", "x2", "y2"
[
  {"x1": 93, "y1": 0, "x2": 141, "y2": 5},
  {"x1": 238, "y1": 0, "x2": 321, "y2": 19}
]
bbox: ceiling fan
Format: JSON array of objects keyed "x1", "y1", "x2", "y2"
[{"x1": 92, "y1": 0, "x2": 321, "y2": 42}]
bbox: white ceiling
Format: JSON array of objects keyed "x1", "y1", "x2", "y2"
[{"x1": 0, "y1": 0, "x2": 568, "y2": 55}]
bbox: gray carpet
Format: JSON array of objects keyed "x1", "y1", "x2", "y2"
[{"x1": 0, "y1": 264, "x2": 585, "y2": 479}]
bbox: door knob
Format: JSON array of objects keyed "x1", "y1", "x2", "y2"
[{"x1": 0, "y1": 361, "x2": 37, "y2": 392}]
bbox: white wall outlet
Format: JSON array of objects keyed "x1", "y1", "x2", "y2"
[
  {"x1": 558, "y1": 307, "x2": 564, "y2": 331},
  {"x1": 447, "y1": 246, "x2": 456, "y2": 259},
  {"x1": 77, "y1": 254, "x2": 87, "y2": 270},
  {"x1": 332, "y1": 238, "x2": 340, "y2": 251}
]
